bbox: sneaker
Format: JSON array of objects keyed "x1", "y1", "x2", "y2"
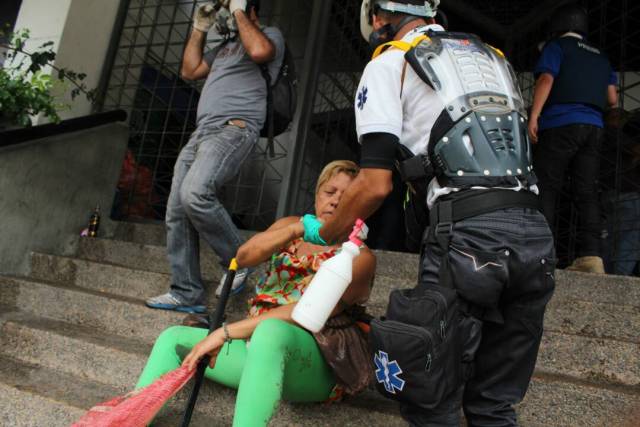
[
  {"x1": 215, "y1": 268, "x2": 249, "y2": 297},
  {"x1": 145, "y1": 292, "x2": 206, "y2": 314},
  {"x1": 566, "y1": 256, "x2": 605, "y2": 274}
]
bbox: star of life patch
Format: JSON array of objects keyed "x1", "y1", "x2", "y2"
[
  {"x1": 374, "y1": 350, "x2": 406, "y2": 394},
  {"x1": 357, "y1": 86, "x2": 368, "y2": 110}
]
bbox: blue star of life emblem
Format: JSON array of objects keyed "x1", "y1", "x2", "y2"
[
  {"x1": 374, "y1": 350, "x2": 405, "y2": 394},
  {"x1": 357, "y1": 86, "x2": 368, "y2": 110}
]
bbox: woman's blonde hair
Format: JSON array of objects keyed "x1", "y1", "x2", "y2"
[{"x1": 315, "y1": 160, "x2": 359, "y2": 194}]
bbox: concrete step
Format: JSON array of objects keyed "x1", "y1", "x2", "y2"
[
  {"x1": 77, "y1": 237, "x2": 224, "y2": 283},
  {"x1": 537, "y1": 331, "x2": 640, "y2": 387},
  {"x1": 109, "y1": 222, "x2": 640, "y2": 297},
  {"x1": 0, "y1": 309, "x2": 150, "y2": 390},
  {"x1": 1, "y1": 317, "x2": 636, "y2": 427},
  {"x1": 0, "y1": 353, "x2": 235, "y2": 427},
  {"x1": 4, "y1": 270, "x2": 639, "y2": 349},
  {"x1": 29, "y1": 252, "x2": 406, "y2": 318},
  {"x1": 0, "y1": 332, "x2": 403, "y2": 426},
  {"x1": 0, "y1": 276, "x2": 188, "y2": 343},
  {"x1": 518, "y1": 375, "x2": 639, "y2": 427},
  {"x1": 73, "y1": 239, "x2": 640, "y2": 341},
  {"x1": 113, "y1": 221, "x2": 414, "y2": 278},
  {"x1": 545, "y1": 298, "x2": 640, "y2": 343},
  {"x1": 4, "y1": 218, "x2": 636, "y2": 426},
  {"x1": 554, "y1": 269, "x2": 640, "y2": 306},
  {"x1": 76, "y1": 236, "x2": 640, "y2": 309},
  {"x1": 112, "y1": 220, "x2": 168, "y2": 247},
  {"x1": 112, "y1": 220, "x2": 259, "y2": 249},
  {"x1": 76, "y1": 236, "x2": 420, "y2": 286},
  {"x1": 1, "y1": 280, "x2": 638, "y2": 395},
  {"x1": 183, "y1": 387, "x2": 404, "y2": 426},
  {"x1": 30, "y1": 252, "x2": 195, "y2": 301},
  {"x1": 0, "y1": 382, "x2": 83, "y2": 427},
  {"x1": 2, "y1": 274, "x2": 638, "y2": 425},
  {"x1": 0, "y1": 354, "x2": 114, "y2": 427},
  {"x1": 3, "y1": 334, "x2": 635, "y2": 427},
  {"x1": 0, "y1": 310, "x2": 398, "y2": 425}
]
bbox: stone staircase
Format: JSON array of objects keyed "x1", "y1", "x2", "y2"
[{"x1": 0, "y1": 221, "x2": 639, "y2": 426}]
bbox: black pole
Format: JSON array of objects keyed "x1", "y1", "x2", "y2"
[{"x1": 180, "y1": 259, "x2": 238, "y2": 427}]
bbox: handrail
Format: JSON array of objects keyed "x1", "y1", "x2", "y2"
[{"x1": 0, "y1": 109, "x2": 128, "y2": 148}]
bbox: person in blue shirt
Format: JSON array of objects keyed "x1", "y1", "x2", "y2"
[{"x1": 528, "y1": 3, "x2": 618, "y2": 273}]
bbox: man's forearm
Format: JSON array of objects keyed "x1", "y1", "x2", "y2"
[
  {"x1": 233, "y1": 10, "x2": 274, "y2": 63},
  {"x1": 320, "y1": 169, "x2": 392, "y2": 243},
  {"x1": 530, "y1": 74, "x2": 554, "y2": 120},
  {"x1": 181, "y1": 29, "x2": 206, "y2": 76},
  {"x1": 607, "y1": 85, "x2": 618, "y2": 108}
]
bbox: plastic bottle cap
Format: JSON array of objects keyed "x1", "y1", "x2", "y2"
[{"x1": 348, "y1": 219, "x2": 368, "y2": 246}]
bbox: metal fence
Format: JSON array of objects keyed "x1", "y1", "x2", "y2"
[
  {"x1": 100, "y1": 0, "x2": 640, "y2": 273},
  {"x1": 510, "y1": 0, "x2": 640, "y2": 272},
  {"x1": 101, "y1": 0, "x2": 312, "y2": 230},
  {"x1": 282, "y1": 0, "x2": 369, "y2": 216}
]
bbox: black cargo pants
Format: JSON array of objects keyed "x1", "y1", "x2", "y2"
[
  {"x1": 533, "y1": 124, "x2": 604, "y2": 256},
  {"x1": 401, "y1": 207, "x2": 556, "y2": 426}
]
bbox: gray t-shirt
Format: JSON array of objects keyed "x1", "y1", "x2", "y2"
[{"x1": 197, "y1": 26, "x2": 285, "y2": 133}]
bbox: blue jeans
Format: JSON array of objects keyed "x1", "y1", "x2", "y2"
[
  {"x1": 603, "y1": 192, "x2": 640, "y2": 276},
  {"x1": 166, "y1": 124, "x2": 258, "y2": 304}
]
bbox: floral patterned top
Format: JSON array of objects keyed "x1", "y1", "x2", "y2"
[{"x1": 248, "y1": 238, "x2": 338, "y2": 317}]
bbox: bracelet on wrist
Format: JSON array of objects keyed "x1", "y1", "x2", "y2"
[{"x1": 222, "y1": 322, "x2": 232, "y2": 343}]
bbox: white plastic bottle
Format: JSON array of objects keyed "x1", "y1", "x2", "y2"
[{"x1": 292, "y1": 219, "x2": 368, "y2": 333}]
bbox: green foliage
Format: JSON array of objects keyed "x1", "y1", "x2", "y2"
[{"x1": 0, "y1": 27, "x2": 96, "y2": 127}]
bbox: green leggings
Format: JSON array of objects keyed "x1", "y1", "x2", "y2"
[{"x1": 136, "y1": 319, "x2": 335, "y2": 426}]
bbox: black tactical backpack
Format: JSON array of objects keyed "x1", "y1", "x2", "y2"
[{"x1": 259, "y1": 44, "x2": 297, "y2": 156}]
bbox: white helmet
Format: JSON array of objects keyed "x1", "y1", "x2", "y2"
[{"x1": 360, "y1": 0, "x2": 440, "y2": 41}]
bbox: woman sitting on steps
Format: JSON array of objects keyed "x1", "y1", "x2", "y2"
[{"x1": 135, "y1": 160, "x2": 376, "y2": 426}]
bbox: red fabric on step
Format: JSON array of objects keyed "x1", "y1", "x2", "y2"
[{"x1": 71, "y1": 365, "x2": 194, "y2": 427}]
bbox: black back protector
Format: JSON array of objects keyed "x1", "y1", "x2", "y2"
[{"x1": 405, "y1": 31, "x2": 536, "y2": 189}]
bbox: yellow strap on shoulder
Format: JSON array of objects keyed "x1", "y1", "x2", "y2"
[
  {"x1": 371, "y1": 34, "x2": 429, "y2": 59},
  {"x1": 487, "y1": 44, "x2": 505, "y2": 58}
]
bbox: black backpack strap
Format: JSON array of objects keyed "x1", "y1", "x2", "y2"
[
  {"x1": 396, "y1": 154, "x2": 435, "y2": 183},
  {"x1": 259, "y1": 64, "x2": 275, "y2": 158},
  {"x1": 430, "y1": 199, "x2": 491, "y2": 321},
  {"x1": 429, "y1": 199, "x2": 454, "y2": 289}
]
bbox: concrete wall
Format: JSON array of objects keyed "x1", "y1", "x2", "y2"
[
  {"x1": 0, "y1": 123, "x2": 129, "y2": 275},
  {"x1": 55, "y1": 0, "x2": 122, "y2": 120},
  {"x1": 12, "y1": 0, "x2": 122, "y2": 122},
  {"x1": 12, "y1": 0, "x2": 72, "y2": 54}
]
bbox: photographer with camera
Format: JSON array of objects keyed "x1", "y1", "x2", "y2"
[{"x1": 146, "y1": 0, "x2": 285, "y2": 313}]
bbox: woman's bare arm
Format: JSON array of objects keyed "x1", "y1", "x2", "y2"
[
  {"x1": 184, "y1": 247, "x2": 376, "y2": 370},
  {"x1": 183, "y1": 303, "x2": 296, "y2": 370},
  {"x1": 235, "y1": 216, "x2": 303, "y2": 268}
]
